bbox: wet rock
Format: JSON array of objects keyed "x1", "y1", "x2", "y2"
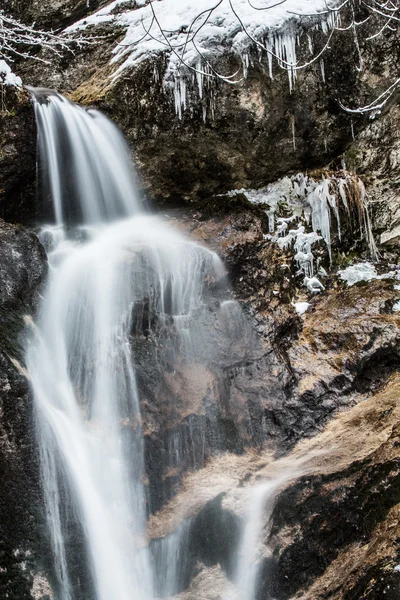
[
  {"x1": 151, "y1": 494, "x2": 241, "y2": 597},
  {"x1": 169, "y1": 208, "x2": 400, "y2": 451},
  {"x1": 0, "y1": 220, "x2": 49, "y2": 599},
  {"x1": 265, "y1": 376, "x2": 400, "y2": 600},
  {"x1": 0, "y1": 87, "x2": 37, "y2": 225},
  {"x1": 149, "y1": 374, "x2": 400, "y2": 600}
]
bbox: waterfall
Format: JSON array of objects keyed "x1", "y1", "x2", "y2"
[
  {"x1": 26, "y1": 91, "x2": 226, "y2": 600},
  {"x1": 31, "y1": 88, "x2": 141, "y2": 226},
  {"x1": 27, "y1": 89, "x2": 295, "y2": 600},
  {"x1": 229, "y1": 476, "x2": 290, "y2": 600}
]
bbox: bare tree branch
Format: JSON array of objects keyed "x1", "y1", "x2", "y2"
[{"x1": 0, "y1": 9, "x2": 95, "y2": 65}]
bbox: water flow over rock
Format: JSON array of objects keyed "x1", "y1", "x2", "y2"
[
  {"x1": 26, "y1": 90, "x2": 230, "y2": 600},
  {"x1": 30, "y1": 89, "x2": 142, "y2": 227}
]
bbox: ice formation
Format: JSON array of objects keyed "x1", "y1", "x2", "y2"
[
  {"x1": 65, "y1": 0, "x2": 342, "y2": 117},
  {"x1": 393, "y1": 300, "x2": 400, "y2": 313},
  {"x1": 0, "y1": 60, "x2": 22, "y2": 87},
  {"x1": 231, "y1": 172, "x2": 378, "y2": 292},
  {"x1": 338, "y1": 263, "x2": 396, "y2": 287}
]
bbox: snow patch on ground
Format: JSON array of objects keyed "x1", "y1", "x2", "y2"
[
  {"x1": 65, "y1": 0, "x2": 341, "y2": 117},
  {"x1": 338, "y1": 263, "x2": 397, "y2": 287},
  {"x1": 294, "y1": 301, "x2": 310, "y2": 315},
  {"x1": 393, "y1": 300, "x2": 400, "y2": 313},
  {"x1": 0, "y1": 60, "x2": 22, "y2": 87}
]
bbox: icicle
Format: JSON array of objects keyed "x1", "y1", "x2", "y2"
[
  {"x1": 337, "y1": 179, "x2": 350, "y2": 213},
  {"x1": 308, "y1": 182, "x2": 332, "y2": 261},
  {"x1": 173, "y1": 76, "x2": 182, "y2": 119},
  {"x1": 173, "y1": 75, "x2": 187, "y2": 120},
  {"x1": 210, "y1": 88, "x2": 215, "y2": 120},
  {"x1": 307, "y1": 33, "x2": 313, "y2": 54},
  {"x1": 358, "y1": 180, "x2": 380, "y2": 261},
  {"x1": 242, "y1": 53, "x2": 249, "y2": 79},
  {"x1": 196, "y1": 59, "x2": 203, "y2": 100},
  {"x1": 320, "y1": 59, "x2": 325, "y2": 83},
  {"x1": 267, "y1": 36, "x2": 273, "y2": 79},
  {"x1": 291, "y1": 115, "x2": 296, "y2": 151}
]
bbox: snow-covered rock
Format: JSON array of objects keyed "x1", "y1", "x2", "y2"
[
  {"x1": 304, "y1": 276, "x2": 324, "y2": 293},
  {"x1": 338, "y1": 263, "x2": 397, "y2": 287},
  {"x1": 65, "y1": 0, "x2": 340, "y2": 117},
  {"x1": 294, "y1": 301, "x2": 310, "y2": 315},
  {"x1": 0, "y1": 60, "x2": 22, "y2": 87}
]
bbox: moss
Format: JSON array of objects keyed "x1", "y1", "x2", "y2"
[{"x1": 342, "y1": 144, "x2": 363, "y2": 171}]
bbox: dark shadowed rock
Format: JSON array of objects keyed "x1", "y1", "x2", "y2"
[
  {"x1": 264, "y1": 376, "x2": 400, "y2": 600},
  {"x1": 0, "y1": 87, "x2": 37, "y2": 225},
  {"x1": 0, "y1": 220, "x2": 49, "y2": 599}
]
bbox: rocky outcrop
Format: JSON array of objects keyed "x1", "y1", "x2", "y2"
[
  {"x1": 0, "y1": 86, "x2": 36, "y2": 225},
  {"x1": 145, "y1": 374, "x2": 400, "y2": 600},
  {"x1": 0, "y1": 220, "x2": 49, "y2": 599},
  {"x1": 4, "y1": 1, "x2": 395, "y2": 221},
  {"x1": 266, "y1": 375, "x2": 400, "y2": 600}
]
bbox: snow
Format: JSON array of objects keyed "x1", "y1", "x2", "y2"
[
  {"x1": 304, "y1": 276, "x2": 324, "y2": 293},
  {"x1": 65, "y1": 0, "x2": 341, "y2": 116},
  {"x1": 294, "y1": 301, "x2": 310, "y2": 315},
  {"x1": 0, "y1": 60, "x2": 22, "y2": 87},
  {"x1": 393, "y1": 300, "x2": 400, "y2": 313},
  {"x1": 338, "y1": 263, "x2": 396, "y2": 287}
]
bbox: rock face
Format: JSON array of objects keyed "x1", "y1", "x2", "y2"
[
  {"x1": 0, "y1": 220, "x2": 48, "y2": 599},
  {"x1": 9, "y1": 1, "x2": 398, "y2": 220},
  {"x1": 3, "y1": 0, "x2": 107, "y2": 28},
  {"x1": 170, "y1": 207, "x2": 400, "y2": 448},
  {"x1": 144, "y1": 371, "x2": 400, "y2": 600},
  {"x1": 341, "y1": 100, "x2": 400, "y2": 256},
  {"x1": 0, "y1": 86, "x2": 36, "y2": 225},
  {"x1": 267, "y1": 376, "x2": 400, "y2": 600}
]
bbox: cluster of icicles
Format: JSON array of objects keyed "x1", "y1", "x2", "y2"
[
  {"x1": 65, "y1": 0, "x2": 340, "y2": 120},
  {"x1": 26, "y1": 90, "x2": 291, "y2": 600},
  {"x1": 229, "y1": 172, "x2": 378, "y2": 293},
  {"x1": 167, "y1": 10, "x2": 339, "y2": 119}
]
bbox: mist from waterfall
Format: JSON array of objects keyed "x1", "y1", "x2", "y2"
[{"x1": 27, "y1": 91, "x2": 226, "y2": 600}]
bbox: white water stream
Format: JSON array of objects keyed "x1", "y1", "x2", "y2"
[
  {"x1": 27, "y1": 92, "x2": 225, "y2": 600},
  {"x1": 27, "y1": 90, "x2": 293, "y2": 600}
]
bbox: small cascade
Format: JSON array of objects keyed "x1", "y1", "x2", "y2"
[{"x1": 31, "y1": 89, "x2": 141, "y2": 226}]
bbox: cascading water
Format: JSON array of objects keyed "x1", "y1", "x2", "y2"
[
  {"x1": 27, "y1": 91, "x2": 227, "y2": 600},
  {"x1": 27, "y1": 89, "x2": 298, "y2": 600}
]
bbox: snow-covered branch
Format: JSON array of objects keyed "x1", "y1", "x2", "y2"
[{"x1": 0, "y1": 9, "x2": 94, "y2": 65}]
